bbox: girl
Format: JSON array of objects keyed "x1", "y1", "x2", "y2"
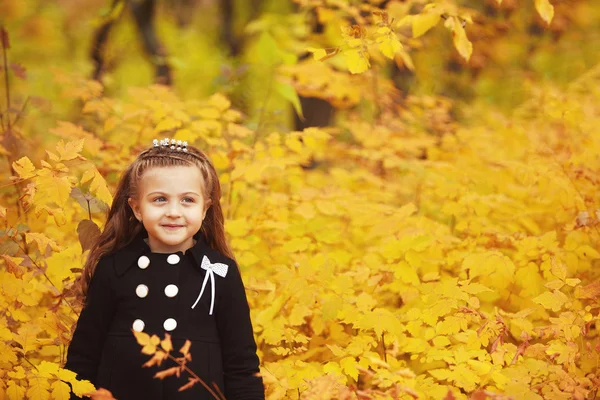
[{"x1": 65, "y1": 139, "x2": 265, "y2": 400}]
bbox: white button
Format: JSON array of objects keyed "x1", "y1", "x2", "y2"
[
  {"x1": 164, "y1": 284, "x2": 179, "y2": 297},
  {"x1": 167, "y1": 254, "x2": 180, "y2": 265},
  {"x1": 132, "y1": 319, "x2": 145, "y2": 332},
  {"x1": 163, "y1": 318, "x2": 177, "y2": 331},
  {"x1": 138, "y1": 255, "x2": 150, "y2": 269},
  {"x1": 136, "y1": 284, "x2": 149, "y2": 298}
]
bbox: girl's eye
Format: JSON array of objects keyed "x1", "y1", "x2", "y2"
[
  {"x1": 182, "y1": 197, "x2": 194, "y2": 203},
  {"x1": 154, "y1": 196, "x2": 166, "y2": 202}
]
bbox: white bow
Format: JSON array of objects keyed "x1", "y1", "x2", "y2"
[{"x1": 191, "y1": 255, "x2": 229, "y2": 315}]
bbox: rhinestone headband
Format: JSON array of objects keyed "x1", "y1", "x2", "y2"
[{"x1": 153, "y1": 138, "x2": 188, "y2": 152}]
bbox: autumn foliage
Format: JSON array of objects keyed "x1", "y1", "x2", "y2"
[{"x1": 1, "y1": 0, "x2": 600, "y2": 399}]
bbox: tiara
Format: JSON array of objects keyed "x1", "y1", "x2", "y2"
[{"x1": 153, "y1": 138, "x2": 188, "y2": 152}]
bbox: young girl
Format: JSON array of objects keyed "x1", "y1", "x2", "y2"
[{"x1": 65, "y1": 139, "x2": 265, "y2": 400}]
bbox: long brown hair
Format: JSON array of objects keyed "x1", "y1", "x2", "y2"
[{"x1": 75, "y1": 144, "x2": 233, "y2": 303}]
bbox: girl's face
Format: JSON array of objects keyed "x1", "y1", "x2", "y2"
[{"x1": 128, "y1": 165, "x2": 209, "y2": 254}]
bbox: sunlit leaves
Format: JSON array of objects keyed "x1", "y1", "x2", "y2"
[
  {"x1": 80, "y1": 167, "x2": 113, "y2": 206},
  {"x1": 444, "y1": 16, "x2": 473, "y2": 61},
  {"x1": 412, "y1": 12, "x2": 441, "y2": 38},
  {"x1": 12, "y1": 156, "x2": 36, "y2": 179},
  {"x1": 532, "y1": 290, "x2": 569, "y2": 312},
  {"x1": 535, "y1": 0, "x2": 555, "y2": 24}
]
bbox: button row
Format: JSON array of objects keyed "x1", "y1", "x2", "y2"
[
  {"x1": 137, "y1": 253, "x2": 181, "y2": 270},
  {"x1": 135, "y1": 283, "x2": 179, "y2": 298},
  {"x1": 132, "y1": 318, "x2": 177, "y2": 332}
]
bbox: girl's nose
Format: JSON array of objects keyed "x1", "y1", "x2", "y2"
[{"x1": 166, "y1": 203, "x2": 182, "y2": 217}]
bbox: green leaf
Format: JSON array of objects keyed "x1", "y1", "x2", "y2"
[{"x1": 275, "y1": 82, "x2": 304, "y2": 120}]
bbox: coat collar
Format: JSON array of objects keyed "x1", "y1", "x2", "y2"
[{"x1": 112, "y1": 229, "x2": 219, "y2": 277}]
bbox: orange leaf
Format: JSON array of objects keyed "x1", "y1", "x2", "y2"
[
  {"x1": 178, "y1": 378, "x2": 199, "y2": 392},
  {"x1": 575, "y1": 281, "x2": 600, "y2": 299},
  {"x1": 133, "y1": 329, "x2": 150, "y2": 346},
  {"x1": 154, "y1": 366, "x2": 181, "y2": 380},
  {"x1": 161, "y1": 333, "x2": 173, "y2": 353},
  {"x1": 180, "y1": 340, "x2": 192, "y2": 356}
]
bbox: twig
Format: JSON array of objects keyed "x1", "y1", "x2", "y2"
[{"x1": 164, "y1": 351, "x2": 226, "y2": 400}]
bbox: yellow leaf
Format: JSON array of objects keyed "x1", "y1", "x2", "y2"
[
  {"x1": 340, "y1": 356, "x2": 359, "y2": 380},
  {"x1": 133, "y1": 330, "x2": 151, "y2": 346},
  {"x1": 50, "y1": 381, "x2": 71, "y2": 400},
  {"x1": 412, "y1": 12, "x2": 441, "y2": 38},
  {"x1": 550, "y1": 258, "x2": 567, "y2": 280},
  {"x1": 211, "y1": 150, "x2": 230, "y2": 170},
  {"x1": 34, "y1": 205, "x2": 67, "y2": 226},
  {"x1": 208, "y1": 93, "x2": 231, "y2": 111},
  {"x1": 315, "y1": 200, "x2": 339, "y2": 216},
  {"x1": 461, "y1": 283, "x2": 493, "y2": 295},
  {"x1": 35, "y1": 171, "x2": 74, "y2": 207},
  {"x1": 323, "y1": 361, "x2": 343, "y2": 377},
  {"x1": 8, "y1": 366, "x2": 26, "y2": 379},
  {"x1": 70, "y1": 379, "x2": 95, "y2": 397},
  {"x1": 14, "y1": 324, "x2": 42, "y2": 353},
  {"x1": 56, "y1": 368, "x2": 77, "y2": 383},
  {"x1": 565, "y1": 278, "x2": 581, "y2": 287},
  {"x1": 326, "y1": 344, "x2": 346, "y2": 357},
  {"x1": 103, "y1": 116, "x2": 118, "y2": 132},
  {"x1": 12, "y1": 156, "x2": 36, "y2": 179},
  {"x1": 343, "y1": 48, "x2": 370, "y2": 74},
  {"x1": 81, "y1": 168, "x2": 113, "y2": 206},
  {"x1": 545, "y1": 280, "x2": 565, "y2": 290},
  {"x1": 376, "y1": 27, "x2": 402, "y2": 59},
  {"x1": 433, "y1": 336, "x2": 451, "y2": 347},
  {"x1": 227, "y1": 123, "x2": 254, "y2": 138},
  {"x1": 1, "y1": 255, "x2": 25, "y2": 277},
  {"x1": 155, "y1": 117, "x2": 182, "y2": 132},
  {"x1": 53, "y1": 139, "x2": 85, "y2": 162},
  {"x1": 37, "y1": 361, "x2": 59, "y2": 378},
  {"x1": 394, "y1": 260, "x2": 419, "y2": 285},
  {"x1": 0, "y1": 204, "x2": 6, "y2": 218},
  {"x1": 535, "y1": 0, "x2": 554, "y2": 24},
  {"x1": 445, "y1": 17, "x2": 472, "y2": 61},
  {"x1": 282, "y1": 237, "x2": 311, "y2": 253},
  {"x1": 294, "y1": 203, "x2": 316, "y2": 219},
  {"x1": 575, "y1": 244, "x2": 600, "y2": 260},
  {"x1": 25, "y1": 232, "x2": 63, "y2": 253},
  {"x1": 6, "y1": 380, "x2": 26, "y2": 400},
  {"x1": 226, "y1": 219, "x2": 250, "y2": 237},
  {"x1": 0, "y1": 325, "x2": 12, "y2": 340},
  {"x1": 197, "y1": 108, "x2": 221, "y2": 120},
  {"x1": 307, "y1": 47, "x2": 327, "y2": 61},
  {"x1": 532, "y1": 290, "x2": 568, "y2": 312},
  {"x1": 27, "y1": 378, "x2": 50, "y2": 400}
]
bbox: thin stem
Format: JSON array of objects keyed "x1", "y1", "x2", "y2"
[
  {"x1": 6, "y1": 159, "x2": 23, "y2": 219},
  {"x1": 2, "y1": 28, "x2": 10, "y2": 130},
  {"x1": 11, "y1": 95, "x2": 29, "y2": 126},
  {"x1": 164, "y1": 352, "x2": 225, "y2": 400}
]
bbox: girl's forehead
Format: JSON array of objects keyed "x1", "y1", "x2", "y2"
[{"x1": 139, "y1": 165, "x2": 204, "y2": 190}]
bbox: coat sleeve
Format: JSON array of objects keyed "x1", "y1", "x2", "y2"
[
  {"x1": 64, "y1": 256, "x2": 117, "y2": 395},
  {"x1": 215, "y1": 260, "x2": 265, "y2": 400}
]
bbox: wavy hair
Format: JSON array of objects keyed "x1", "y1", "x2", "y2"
[{"x1": 75, "y1": 144, "x2": 233, "y2": 303}]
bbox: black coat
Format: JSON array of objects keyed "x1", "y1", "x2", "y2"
[{"x1": 65, "y1": 231, "x2": 264, "y2": 400}]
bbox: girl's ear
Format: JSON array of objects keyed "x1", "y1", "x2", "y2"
[
  {"x1": 128, "y1": 197, "x2": 142, "y2": 222},
  {"x1": 202, "y1": 199, "x2": 212, "y2": 221}
]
